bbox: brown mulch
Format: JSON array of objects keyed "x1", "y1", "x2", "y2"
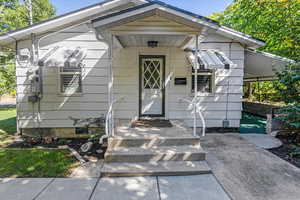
[
  {"x1": 5, "y1": 138, "x2": 106, "y2": 161},
  {"x1": 131, "y1": 119, "x2": 173, "y2": 128}
]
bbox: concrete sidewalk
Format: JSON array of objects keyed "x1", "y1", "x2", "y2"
[{"x1": 0, "y1": 175, "x2": 231, "y2": 200}]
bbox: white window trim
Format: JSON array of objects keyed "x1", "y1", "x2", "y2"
[
  {"x1": 58, "y1": 67, "x2": 83, "y2": 96},
  {"x1": 191, "y1": 69, "x2": 216, "y2": 96}
]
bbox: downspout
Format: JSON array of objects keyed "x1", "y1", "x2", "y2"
[
  {"x1": 224, "y1": 40, "x2": 234, "y2": 128},
  {"x1": 15, "y1": 40, "x2": 21, "y2": 135},
  {"x1": 193, "y1": 35, "x2": 199, "y2": 137},
  {"x1": 94, "y1": 29, "x2": 112, "y2": 144}
]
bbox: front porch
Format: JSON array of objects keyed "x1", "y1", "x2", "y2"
[
  {"x1": 94, "y1": 9, "x2": 240, "y2": 136},
  {"x1": 101, "y1": 120, "x2": 210, "y2": 177},
  {"x1": 90, "y1": 2, "x2": 242, "y2": 177}
]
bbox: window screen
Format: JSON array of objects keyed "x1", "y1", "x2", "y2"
[
  {"x1": 191, "y1": 70, "x2": 213, "y2": 93},
  {"x1": 60, "y1": 67, "x2": 82, "y2": 94}
]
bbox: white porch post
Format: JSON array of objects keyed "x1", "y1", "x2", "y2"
[
  {"x1": 193, "y1": 35, "x2": 199, "y2": 137},
  {"x1": 111, "y1": 34, "x2": 115, "y2": 136},
  {"x1": 108, "y1": 33, "x2": 114, "y2": 136}
]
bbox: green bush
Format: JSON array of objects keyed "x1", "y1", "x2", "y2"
[{"x1": 274, "y1": 63, "x2": 300, "y2": 130}]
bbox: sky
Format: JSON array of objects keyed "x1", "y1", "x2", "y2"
[{"x1": 50, "y1": 0, "x2": 233, "y2": 17}]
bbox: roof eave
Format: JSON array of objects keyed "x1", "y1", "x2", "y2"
[
  {"x1": 217, "y1": 26, "x2": 265, "y2": 48},
  {"x1": 0, "y1": 0, "x2": 148, "y2": 46},
  {"x1": 246, "y1": 49, "x2": 295, "y2": 63}
]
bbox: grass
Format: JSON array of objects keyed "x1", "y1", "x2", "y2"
[
  {"x1": 0, "y1": 108, "x2": 78, "y2": 178},
  {"x1": 0, "y1": 107, "x2": 16, "y2": 146},
  {"x1": 0, "y1": 149, "x2": 78, "y2": 178}
]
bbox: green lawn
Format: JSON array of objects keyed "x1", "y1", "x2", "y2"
[
  {"x1": 0, "y1": 149, "x2": 78, "y2": 178},
  {"x1": 0, "y1": 108, "x2": 16, "y2": 146},
  {"x1": 0, "y1": 108, "x2": 78, "y2": 178}
]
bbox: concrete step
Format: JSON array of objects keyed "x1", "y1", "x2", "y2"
[
  {"x1": 101, "y1": 161, "x2": 211, "y2": 177},
  {"x1": 105, "y1": 146, "x2": 206, "y2": 163},
  {"x1": 108, "y1": 136, "x2": 200, "y2": 150}
]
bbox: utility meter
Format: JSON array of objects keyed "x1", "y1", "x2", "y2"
[
  {"x1": 28, "y1": 68, "x2": 43, "y2": 103},
  {"x1": 18, "y1": 48, "x2": 31, "y2": 61}
]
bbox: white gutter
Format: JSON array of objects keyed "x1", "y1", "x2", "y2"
[
  {"x1": 217, "y1": 26, "x2": 265, "y2": 48},
  {"x1": 246, "y1": 49, "x2": 295, "y2": 63}
]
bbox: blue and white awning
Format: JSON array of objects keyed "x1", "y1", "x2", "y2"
[
  {"x1": 38, "y1": 47, "x2": 87, "y2": 68},
  {"x1": 186, "y1": 50, "x2": 235, "y2": 70}
]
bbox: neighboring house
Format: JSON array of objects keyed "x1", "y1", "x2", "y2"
[{"x1": 0, "y1": 0, "x2": 291, "y2": 137}]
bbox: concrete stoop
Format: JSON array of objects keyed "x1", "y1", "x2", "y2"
[
  {"x1": 101, "y1": 161, "x2": 211, "y2": 177},
  {"x1": 101, "y1": 130, "x2": 211, "y2": 177}
]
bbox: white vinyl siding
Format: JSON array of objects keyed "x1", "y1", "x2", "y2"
[
  {"x1": 16, "y1": 25, "x2": 244, "y2": 129},
  {"x1": 16, "y1": 24, "x2": 109, "y2": 129},
  {"x1": 112, "y1": 40, "x2": 244, "y2": 128}
]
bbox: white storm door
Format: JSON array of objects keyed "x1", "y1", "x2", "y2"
[{"x1": 140, "y1": 56, "x2": 165, "y2": 117}]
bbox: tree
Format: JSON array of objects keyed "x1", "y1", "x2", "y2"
[
  {"x1": 0, "y1": 0, "x2": 55, "y2": 96},
  {"x1": 0, "y1": 0, "x2": 55, "y2": 32},
  {"x1": 210, "y1": 0, "x2": 300, "y2": 61}
]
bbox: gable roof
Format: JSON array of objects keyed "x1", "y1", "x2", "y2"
[
  {"x1": 92, "y1": 1, "x2": 265, "y2": 47},
  {"x1": 0, "y1": 0, "x2": 265, "y2": 48},
  {"x1": 0, "y1": 0, "x2": 148, "y2": 46},
  {"x1": 92, "y1": 0, "x2": 219, "y2": 25}
]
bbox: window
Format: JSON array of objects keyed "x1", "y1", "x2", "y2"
[
  {"x1": 191, "y1": 69, "x2": 214, "y2": 93},
  {"x1": 59, "y1": 67, "x2": 82, "y2": 94}
]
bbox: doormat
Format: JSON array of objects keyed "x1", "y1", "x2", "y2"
[{"x1": 131, "y1": 120, "x2": 173, "y2": 128}]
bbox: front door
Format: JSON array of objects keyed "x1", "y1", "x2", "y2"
[{"x1": 139, "y1": 55, "x2": 165, "y2": 117}]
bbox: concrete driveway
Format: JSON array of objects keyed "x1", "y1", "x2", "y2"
[{"x1": 201, "y1": 134, "x2": 300, "y2": 200}]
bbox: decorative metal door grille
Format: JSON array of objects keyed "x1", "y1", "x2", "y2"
[{"x1": 143, "y1": 59, "x2": 161, "y2": 89}]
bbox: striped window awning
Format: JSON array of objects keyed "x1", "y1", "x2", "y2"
[
  {"x1": 186, "y1": 50, "x2": 235, "y2": 70},
  {"x1": 38, "y1": 47, "x2": 87, "y2": 68}
]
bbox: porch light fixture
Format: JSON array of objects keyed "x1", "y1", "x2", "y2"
[{"x1": 148, "y1": 41, "x2": 158, "y2": 48}]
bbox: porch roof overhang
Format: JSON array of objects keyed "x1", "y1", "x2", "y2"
[
  {"x1": 91, "y1": 1, "x2": 265, "y2": 48},
  {"x1": 244, "y1": 49, "x2": 295, "y2": 82}
]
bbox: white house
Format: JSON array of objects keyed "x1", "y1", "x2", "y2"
[{"x1": 0, "y1": 0, "x2": 291, "y2": 138}]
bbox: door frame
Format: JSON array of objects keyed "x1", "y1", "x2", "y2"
[{"x1": 139, "y1": 55, "x2": 166, "y2": 118}]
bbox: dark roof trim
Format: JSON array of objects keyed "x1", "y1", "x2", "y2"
[{"x1": 92, "y1": 0, "x2": 219, "y2": 25}]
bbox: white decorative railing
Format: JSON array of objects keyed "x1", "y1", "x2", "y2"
[
  {"x1": 179, "y1": 97, "x2": 206, "y2": 137},
  {"x1": 100, "y1": 97, "x2": 124, "y2": 145},
  {"x1": 105, "y1": 97, "x2": 124, "y2": 137}
]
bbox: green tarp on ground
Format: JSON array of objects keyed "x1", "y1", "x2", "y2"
[{"x1": 240, "y1": 112, "x2": 266, "y2": 134}]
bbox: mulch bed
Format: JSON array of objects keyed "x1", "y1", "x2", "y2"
[
  {"x1": 5, "y1": 138, "x2": 106, "y2": 161},
  {"x1": 268, "y1": 134, "x2": 300, "y2": 168}
]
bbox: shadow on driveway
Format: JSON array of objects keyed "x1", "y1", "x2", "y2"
[{"x1": 202, "y1": 134, "x2": 300, "y2": 200}]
